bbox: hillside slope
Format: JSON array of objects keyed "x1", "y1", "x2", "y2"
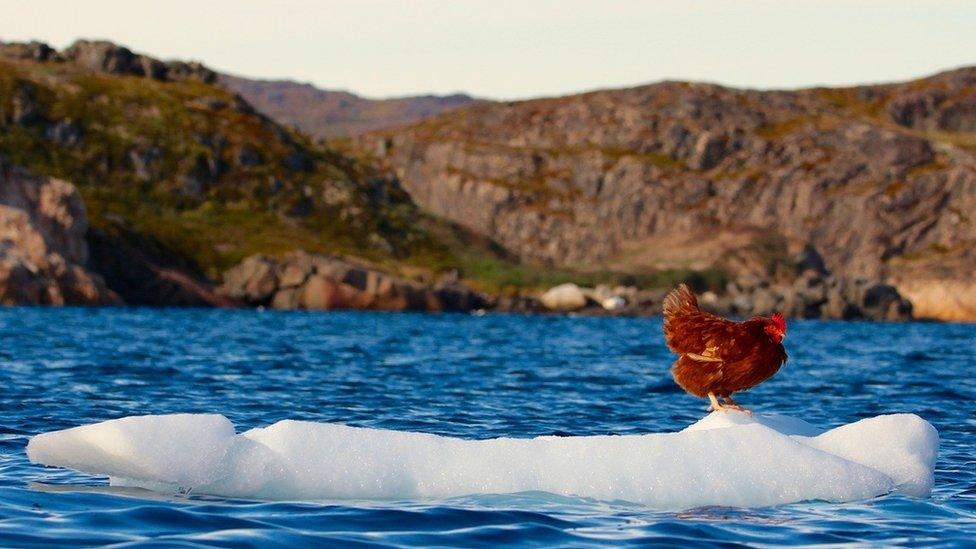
[
  {"x1": 220, "y1": 74, "x2": 477, "y2": 139},
  {"x1": 369, "y1": 69, "x2": 976, "y2": 320},
  {"x1": 0, "y1": 40, "x2": 449, "y2": 302}
]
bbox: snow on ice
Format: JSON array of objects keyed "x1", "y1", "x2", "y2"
[{"x1": 26, "y1": 411, "x2": 938, "y2": 509}]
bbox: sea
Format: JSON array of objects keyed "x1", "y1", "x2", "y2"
[{"x1": 0, "y1": 308, "x2": 973, "y2": 546}]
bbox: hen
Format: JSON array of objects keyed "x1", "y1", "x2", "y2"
[{"x1": 662, "y1": 284, "x2": 787, "y2": 412}]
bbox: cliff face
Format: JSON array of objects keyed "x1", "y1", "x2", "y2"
[
  {"x1": 0, "y1": 161, "x2": 118, "y2": 305},
  {"x1": 370, "y1": 69, "x2": 976, "y2": 320},
  {"x1": 220, "y1": 74, "x2": 477, "y2": 138}
]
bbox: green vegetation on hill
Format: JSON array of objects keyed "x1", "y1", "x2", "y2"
[
  {"x1": 0, "y1": 47, "x2": 728, "y2": 295},
  {"x1": 0, "y1": 57, "x2": 442, "y2": 277},
  {"x1": 411, "y1": 217, "x2": 729, "y2": 294}
]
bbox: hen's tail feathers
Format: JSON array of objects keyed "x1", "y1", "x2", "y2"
[{"x1": 663, "y1": 284, "x2": 700, "y2": 322}]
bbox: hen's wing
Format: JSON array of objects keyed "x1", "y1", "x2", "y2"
[{"x1": 662, "y1": 284, "x2": 750, "y2": 363}]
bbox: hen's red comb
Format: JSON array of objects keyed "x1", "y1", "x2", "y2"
[{"x1": 771, "y1": 312, "x2": 787, "y2": 332}]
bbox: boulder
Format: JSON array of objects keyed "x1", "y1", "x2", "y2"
[
  {"x1": 277, "y1": 252, "x2": 314, "y2": 288},
  {"x1": 299, "y1": 275, "x2": 348, "y2": 310},
  {"x1": 540, "y1": 283, "x2": 589, "y2": 312},
  {"x1": 861, "y1": 283, "x2": 913, "y2": 320},
  {"x1": 432, "y1": 282, "x2": 485, "y2": 312},
  {"x1": 0, "y1": 162, "x2": 119, "y2": 305},
  {"x1": 62, "y1": 40, "x2": 136, "y2": 74},
  {"x1": 220, "y1": 255, "x2": 278, "y2": 303},
  {"x1": 270, "y1": 287, "x2": 300, "y2": 309},
  {"x1": 221, "y1": 252, "x2": 486, "y2": 313}
]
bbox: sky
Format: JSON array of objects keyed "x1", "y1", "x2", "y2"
[{"x1": 2, "y1": 1, "x2": 975, "y2": 100}]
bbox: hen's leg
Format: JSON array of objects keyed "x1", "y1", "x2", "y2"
[{"x1": 707, "y1": 392, "x2": 725, "y2": 412}]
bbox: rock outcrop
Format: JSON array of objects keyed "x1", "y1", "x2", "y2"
[
  {"x1": 369, "y1": 68, "x2": 976, "y2": 321},
  {"x1": 221, "y1": 252, "x2": 486, "y2": 312},
  {"x1": 0, "y1": 39, "x2": 216, "y2": 83},
  {"x1": 0, "y1": 161, "x2": 118, "y2": 305}
]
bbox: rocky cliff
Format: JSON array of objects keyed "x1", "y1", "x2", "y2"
[
  {"x1": 0, "y1": 160, "x2": 118, "y2": 305},
  {"x1": 1, "y1": 38, "x2": 970, "y2": 320},
  {"x1": 369, "y1": 69, "x2": 976, "y2": 320}
]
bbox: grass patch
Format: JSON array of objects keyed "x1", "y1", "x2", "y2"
[{"x1": 459, "y1": 256, "x2": 728, "y2": 295}]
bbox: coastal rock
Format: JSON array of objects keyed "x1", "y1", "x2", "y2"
[
  {"x1": 221, "y1": 254, "x2": 278, "y2": 302},
  {"x1": 298, "y1": 275, "x2": 347, "y2": 309},
  {"x1": 540, "y1": 283, "x2": 588, "y2": 312},
  {"x1": 601, "y1": 296, "x2": 627, "y2": 311},
  {"x1": 723, "y1": 274, "x2": 913, "y2": 320},
  {"x1": 489, "y1": 294, "x2": 545, "y2": 313},
  {"x1": 0, "y1": 162, "x2": 118, "y2": 305},
  {"x1": 222, "y1": 251, "x2": 487, "y2": 313},
  {"x1": 891, "y1": 278, "x2": 976, "y2": 322}
]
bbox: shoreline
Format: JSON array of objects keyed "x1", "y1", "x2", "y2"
[{"x1": 0, "y1": 302, "x2": 958, "y2": 323}]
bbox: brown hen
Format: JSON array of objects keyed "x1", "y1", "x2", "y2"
[{"x1": 662, "y1": 284, "x2": 787, "y2": 412}]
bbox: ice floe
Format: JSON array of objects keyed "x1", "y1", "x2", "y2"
[{"x1": 26, "y1": 411, "x2": 938, "y2": 509}]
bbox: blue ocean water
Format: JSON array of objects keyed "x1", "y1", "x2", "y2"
[{"x1": 0, "y1": 308, "x2": 973, "y2": 547}]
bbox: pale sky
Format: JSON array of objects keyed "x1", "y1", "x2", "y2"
[{"x1": 2, "y1": 1, "x2": 974, "y2": 100}]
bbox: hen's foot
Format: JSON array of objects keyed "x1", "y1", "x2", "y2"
[
  {"x1": 707, "y1": 404, "x2": 752, "y2": 415},
  {"x1": 721, "y1": 397, "x2": 752, "y2": 415},
  {"x1": 707, "y1": 393, "x2": 752, "y2": 414},
  {"x1": 723, "y1": 404, "x2": 753, "y2": 415},
  {"x1": 706, "y1": 392, "x2": 727, "y2": 412}
]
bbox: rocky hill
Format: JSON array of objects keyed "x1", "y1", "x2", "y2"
[
  {"x1": 0, "y1": 39, "x2": 454, "y2": 304},
  {"x1": 0, "y1": 39, "x2": 966, "y2": 320},
  {"x1": 220, "y1": 74, "x2": 477, "y2": 139},
  {"x1": 368, "y1": 69, "x2": 976, "y2": 320}
]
